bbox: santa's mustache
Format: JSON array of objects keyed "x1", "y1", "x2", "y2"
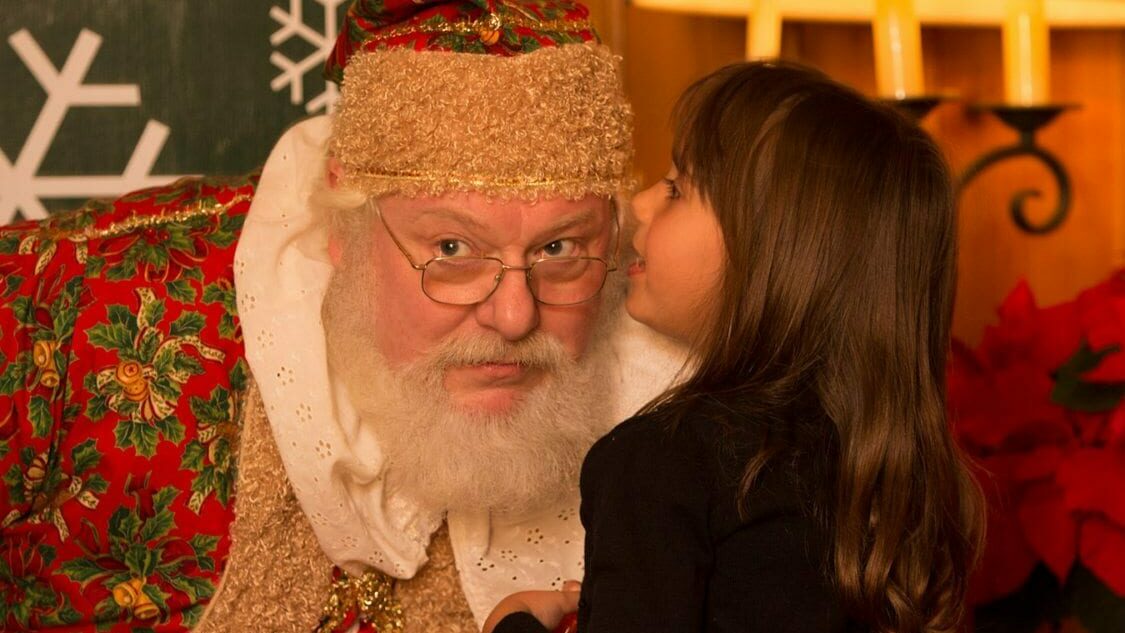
[{"x1": 424, "y1": 332, "x2": 572, "y2": 371}]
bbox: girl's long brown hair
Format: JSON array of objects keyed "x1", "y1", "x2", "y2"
[{"x1": 644, "y1": 62, "x2": 985, "y2": 633}]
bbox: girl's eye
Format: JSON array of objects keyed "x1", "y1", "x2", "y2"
[
  {"x1": 438, "y1": 239, "x2": 471, "y2": 257},
  {"x1": 662, "y1": 177, "x2": 681, "y2": 200},
  {"x1": 540, "y1": 239, "x2": 578, "y2": 258}
]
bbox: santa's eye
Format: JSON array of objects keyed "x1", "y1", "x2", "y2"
[
  {"x1": 438, "y1": 239, "x2": 471, "y2": 257},
  {"x1": 540, "y1": 239, "x2": 579, "y2": 258}
]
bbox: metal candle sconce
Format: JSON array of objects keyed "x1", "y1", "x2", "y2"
[{"x1": 888, "y1": 99, "x2": 1076, "y2": 236}]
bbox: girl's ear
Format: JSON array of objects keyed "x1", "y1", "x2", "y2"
[{"x1": 326, "y1": 155, "x2": 345, "y2": 189}]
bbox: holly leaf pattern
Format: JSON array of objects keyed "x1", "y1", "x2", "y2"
[
  {"x1": 28, "y1": 396, "x2": 52, "y2": 438},
  {"x1": 1, "y1": 174, "x2": 255, "y2": 630}
]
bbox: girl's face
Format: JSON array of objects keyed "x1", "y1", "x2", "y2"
[{"x1": 626, "y1": 167, "x2": 726, "y2": 344}]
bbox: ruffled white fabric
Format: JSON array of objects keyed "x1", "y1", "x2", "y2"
[{"x1": 235, "y1": 116, "x2": 685, "y2": 626}]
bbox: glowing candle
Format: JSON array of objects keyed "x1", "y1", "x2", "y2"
[
  {"x1": 1003, "y1": 0, "x2": 1050, "y2": 104},
  {"x1": 746, "y1": 0, "x2": 782, "y2": 60},
  {"x1": 873, "y1": 0, "x2": 924, "y2": 99}
]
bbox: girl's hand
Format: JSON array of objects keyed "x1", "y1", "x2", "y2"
[{"x1": 482, "y1": 581, "x2": 582, "y2": 633}]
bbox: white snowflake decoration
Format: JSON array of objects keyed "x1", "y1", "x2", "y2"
[
  {"x1": 269, "y1": 0, "x2": 347, "y2": 114},
  {"x1": 0, "y1": 29, "x2": 187, "y2": 224}
]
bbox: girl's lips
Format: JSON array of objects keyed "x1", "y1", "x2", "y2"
[{"x1": 627, "y1": 258, "x2": 646, "y2": 276}]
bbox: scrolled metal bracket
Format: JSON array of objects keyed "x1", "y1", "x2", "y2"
[{"x1": 957, "y1": 104, "x2": 1078, "y2": 235}]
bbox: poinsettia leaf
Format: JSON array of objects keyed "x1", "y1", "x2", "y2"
[
  {"x1": 60, "y1": 557, "x2": 108, "y2": 584},
  {"x1": 36, "y1": 543, "x2": 57, "y2": 567},
  {"x1": 93, "y1": 594, "x2": 123, "y2": 623},
  {"x1": 179, "y1": 603, "x2": 204, "y2": 629},
  {"x1": 201, "y1": 283, "x2": 227, "y2": 305},
  {"x1": 136, "y1": 330, "x2": 162, "y2": 363},
  {"x1": 138, "y1": 300, "x2": 166, "y2": 333},
  {"x1": 155, "y1": 415, "x2": 185, "y2": 444},
  {"x1": 142, "y1": 582, "x2": 171, "y2": 613},
  {"x1": 29, "y1": 395, "x2": 52, "y2": 438},
  {"x1": 108, "y1": 506, "x2": 142, "y2": 543},
  {"x1": 4, "y1": 274, "x2": 24, "y2": 297},
  {"x1": 0, "y1": 352, "x2": 28, "y2": 395},
  {"x1": 24, "y1": 579, "x2": 55, "y2": 606},
  {"x1": 192, "y1": 468, "x2": 216, "y2": 498},
  {"x1": 140, "y1": 508, "x2": 175, "y2": 543},
  {"x1": 1052, "y1": 342, "x2": 1125, "y2": 413},
  {"x1": 4, "y1": 463, "x2": 27, "y2": 504},
  {"x1": 190, "y1": 389, "x2": 228, "y2": 425},
  {"x1": 0, "y1": 233, "x2": 18, "y2": 253},
  {"x1": 87, "y1": 323, "x2": 135, "y2": 353},
  {"x1": 84, "y1": 254, "x2": 106, "y2": 277},
  {"x1": 174, "y1": 354, "x2": 204, "y2": 376},
  {"x1": 71, "y1": 438, "x2": 102, "y2": 473},
  {"x1": 189, "y1": 534, "x2": 221, "y2": 558},
  {"x1": 165, "y1": 573, "x2": 215, "y2": 602},
  {"x1": 166, "y1": 279, "x2": 196, "y2": 304},
  {"x1": 124, "y1": 543, "x2": 159, "y2": 577},
  {"x1": 181, "y1": 441, "x2": 205, "y2": 472},
  {"x1": 152, "y1": 486, "x2": 179, "y2": 512},
  {"x1": 86, "y1": 394, "x2": 109, "y2": 421},
  {"x1": 39, "y1": 600, "x2": 82, "y2": 626},
  {"x1": 230, "y1": 359, "x2": 248, "y2": 392},
  {"x1": 216, "y1": 468, "x2": 233, "y2": 506},
  {"x1": 169, "y1": 312, "x2": 205, "y2": 338},
  {"x1": 85, "y1": 473, "x2": 109, "y2": 494},
  {"x1": 1066, "y1": 564, "x2": 1125, "y2": 633},
  {"x1": 218, "y1": 314, "x2": 238, "y2": 339},
  {"x1": 115, "y1": 420, "x2": 159, "y2": 457},
  {"x1": 105, "y1": 304, "x2": 138, "y2": 334},
  {"x1": 10, "y1": 296, "x2": 33, "y2": 325},
  {"x1": 9, "y1": 600, "x2": 31, "y2": 628}
]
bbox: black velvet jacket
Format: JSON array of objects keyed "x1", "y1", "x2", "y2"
[{"x1": 497, "y1": 400, "x2": 858, "y2": 632}]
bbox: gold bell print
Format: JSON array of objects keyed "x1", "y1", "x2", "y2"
[
  {"x1": 33, "y1": 339, "x2": 60, "y2": 388},
  {"x1": 115, "y1": 361, "x2": 150, "y2": 402},
  {"x1": 479, "y1": 12, "x2": 503, "y2": 46},
  {"x1": 112, "y1": 577, "x2": 160, "y2": 620}
]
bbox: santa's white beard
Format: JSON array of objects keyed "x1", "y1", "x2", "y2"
[{"x1": 321, "y1": 247, "x2": 618, "y2": 517}]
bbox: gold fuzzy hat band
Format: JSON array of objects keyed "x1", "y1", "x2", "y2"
[{"x1": 330, "y1": 43, "x2": 633, "y2": 200}]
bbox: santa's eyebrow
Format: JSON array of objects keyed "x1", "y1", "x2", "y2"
[
  {"x1": 535, "y1": 208, "x2": 605, "y2": 239},
  {"x1": 409, "y1": 207, "x2": 489, "y2": 232}
]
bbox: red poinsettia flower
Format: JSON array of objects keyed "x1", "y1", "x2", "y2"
[{"x1": 950, "y1": 274, "x2": 1125, "y2": 603}]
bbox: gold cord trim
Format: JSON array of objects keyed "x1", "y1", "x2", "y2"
[
  {"x1": 41, "y1": 193, "x2": 253, "y2": 243},
  {"x1": 348, "y1": 170, "x2": 602, "y2": 189},
  {"x1": 315, "y1": 569, "x2": 404, "y2": 633},
  {"x1": 370, "y1": 15, "x2": 594, "y2": 42}
]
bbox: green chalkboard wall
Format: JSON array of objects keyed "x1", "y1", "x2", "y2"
[{"x1": 1, "y1": 0, "x2": 350, "y2": 224}]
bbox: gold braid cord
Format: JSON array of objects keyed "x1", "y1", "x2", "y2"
[{"x1": 315, "y1": 569, "x2": 405, "y2": 633}]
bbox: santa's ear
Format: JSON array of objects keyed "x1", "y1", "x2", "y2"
[
  {"x1": 326, "y1": 156, "x2": 345, "y2": 189},
  {"x1": 328, "y1": 234, "x2": 343, "y2": 266}
]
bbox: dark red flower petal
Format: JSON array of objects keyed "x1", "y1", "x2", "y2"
[
  {"x1": 969, "y1": 498, "x2": 1039, "y2": 604},
  {"x1": 1017, "y1": 483, "x2": 1078, "y2": 583},
  {"x1": 1078, "y1": 518, "x2": 1125, "y2": 597},
  {"x1": 1058, "y1": 448, "x2": 1125, "y2": 526}
]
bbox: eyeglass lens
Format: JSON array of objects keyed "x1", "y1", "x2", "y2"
[{"x1": 423, "y1": 258, "x2": 608, "y2": 305}]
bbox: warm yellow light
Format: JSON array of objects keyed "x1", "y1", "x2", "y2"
[
  {"x1": 873, "y1": 0, "x2": 925, "y2": 98},
  {"x1": 746, "y1": 0, "x2": 783, "y2": 59},
  {"x1": 1003, "y1": 0, "x2": 1051, "y2": 104}
]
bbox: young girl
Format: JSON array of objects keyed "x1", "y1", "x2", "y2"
[{"x1": 484, "y1": 61, "x2": 984, "y2": 633}]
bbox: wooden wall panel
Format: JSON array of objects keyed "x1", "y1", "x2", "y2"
[{"x1": 618, "y1": 6, "x2": 1125, "y2": 343}]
